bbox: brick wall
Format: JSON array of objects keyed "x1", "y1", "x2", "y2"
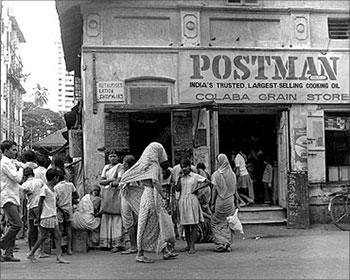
[{"x1": 105, "y1": 112, "x2": 130, "y2": 153}]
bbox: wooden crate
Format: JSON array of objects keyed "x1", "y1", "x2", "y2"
[{"x1": 72, "y1": 229, "x2": 89, "y2": 253}]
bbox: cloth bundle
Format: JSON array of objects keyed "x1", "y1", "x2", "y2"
[{"x1": 227, "y1": 209, "x2": 244, "y2": 235}]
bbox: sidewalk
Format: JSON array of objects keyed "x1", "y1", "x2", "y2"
[
  {"x1": 1, "y1": 223, "x2": 348, "y2": 280},
  {"x1": 242, "y1": 223, "x2": 342, "y2": 239}
]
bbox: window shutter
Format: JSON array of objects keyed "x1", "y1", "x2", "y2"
[{"x1": 328, "y1": 18, "x2": 350, "y2": 39}]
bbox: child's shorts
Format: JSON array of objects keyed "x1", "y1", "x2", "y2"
[{"x1": 40, "y1": 216, "x2": 59, "y2": 229}]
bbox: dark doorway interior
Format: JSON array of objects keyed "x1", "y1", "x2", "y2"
[
  {"x1": 129, "y1": 112, "x2": 172, "y2": 161},
  {"x1": 219, "y1": 113, "x2": 278, "y2": 205},
  {"x1": 219, "y1": 114, "x2": 278, "y2": 160}
]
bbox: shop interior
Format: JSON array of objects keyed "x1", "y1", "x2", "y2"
[
  {"x1": 218, "y1": 113, "x2": 279, "y2": 205},
  {"x1": 129, "y1": 112, "x2": 172, "y2": 161}
]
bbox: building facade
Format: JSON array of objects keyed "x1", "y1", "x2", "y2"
[
  {"x1": 57, "y1": 0, "x2": 350, "y2": 224},
  {"x1": 55, "y1": 41, "x2": 76, "y2": 113},
  {"x1": 0, "y1": 3, "x2": 26, "y2": 146}
]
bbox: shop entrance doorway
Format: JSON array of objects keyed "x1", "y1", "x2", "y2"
[
  {"x1": 129, "y1": 112, "x2": 172, "y2": 161},
  {"x1": 218, "y1": 112, "x2": 281, "y2": 206}
]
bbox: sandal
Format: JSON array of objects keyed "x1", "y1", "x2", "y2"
[
  {"x1": 56, "y1": 258, "x2": 70, "y2": 264},
  {"x1": 163, "y1": 252, "x2": 178, "y2": 260},
  {"x1": 38, "y1": 253, "x2": 50, "y2": 258},
  {"x1": 121, "y1": 248, "x2": 138, "y2": 255},
  {"x1": 27, "y1": 254, "x2": 38, "y2": 263},
  {"x1": 135, "y1": 256, "x2": 154, "y2": 263},
  {"x1": 111, "y1": 246, "x2": 125, "y2": 253},
  {"x1": 214, "y1": 245, "x2": 226, "y2": 253}
]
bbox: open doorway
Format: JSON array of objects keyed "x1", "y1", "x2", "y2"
[
  {"x1": 129, "y1": 112, "x2": 172, "y2": 161},
  {"x1": 218, "y1": 113, "x2": 279, "y2": 206}
]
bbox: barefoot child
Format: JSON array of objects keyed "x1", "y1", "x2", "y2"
[
  {"x1": 54, "y1": 168, "x2": 79, "y2": 255},
  {"x1": 27, "y1": 168, "x2": 69, "y2": 264},
  {"x1": 21, "y1": 167, "x2": 49, "y2": 258},
  {"x1": 176, "y1": 158, "x2": 210, "y2": 254}
]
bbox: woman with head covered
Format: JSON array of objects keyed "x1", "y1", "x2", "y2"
[
  {"x1": 120, "y1": 142, "x2": 178, "y2": 263},
  {"x1": 210, "y1": 153, "x2": 237, "y2": 252}
]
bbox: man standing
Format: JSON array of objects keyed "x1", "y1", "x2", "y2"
[{"x1": 0, "y1": 140, "x2": 24, "y2": 262}]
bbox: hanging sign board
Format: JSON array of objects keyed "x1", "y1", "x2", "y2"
[
  {"x1": 96, "y1": 81, "x2": 124, "y2": 103},
  {"x1": 179, "y1": 50, "x2": 349, "y2": 104}
]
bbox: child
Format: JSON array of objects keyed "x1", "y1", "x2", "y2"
[
  {"x1": 262, "y1": 157, "x2": 273, "y2": 205},
  {"x1": 21, "y1": 167, "x2": 49, "y2": 258},
  {"x1": 176, "y1": 158, "x2": 210, "y2": 254},
  {"x1": 27, "y1": 168, "x2": 69, "y2": 264},
  {"x1": 54, "y1": 168, "x2": 79, "y2": 255}
]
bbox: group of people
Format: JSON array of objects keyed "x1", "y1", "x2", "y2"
[
  {"x1": 1, "y1": 139, "x2": 249, "y2": 264},
  {"x1": 231, "y1": 145, "x2": 274, "y2": 206},
  {"x1": 95, "y1": 142, "x2": 243, "y2": 263},
  {"x1": 0, "y1": 140, "x2": 80, "y2": 263}
]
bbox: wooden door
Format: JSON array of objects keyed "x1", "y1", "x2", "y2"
[
  {"x1": 278, "y1": 110, "x2": 289, "y2": 208},
  {"x1": 307, "y1": 109, "x2": 326, "y2": 183}
]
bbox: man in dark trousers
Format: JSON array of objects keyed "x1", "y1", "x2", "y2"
[{"x1": 0, "y1": 140, "x2": 24, "y2": 262}]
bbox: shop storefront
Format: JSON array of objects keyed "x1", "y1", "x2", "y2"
[{"x1": 56, "y1": 0, "x2": 349, "y2": 224}]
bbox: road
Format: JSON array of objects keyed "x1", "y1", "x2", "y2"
[{"x1": 1, "y1": 224, "x2": 349, "y2": 279}]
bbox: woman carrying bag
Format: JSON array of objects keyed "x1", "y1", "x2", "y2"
[{"x1": 99, "y1": 149, "x2": 124, "y2": 251}]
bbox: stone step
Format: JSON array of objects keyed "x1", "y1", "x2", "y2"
[{"x1": 238, "y1": 205, "x2": 287, "y2": 225}]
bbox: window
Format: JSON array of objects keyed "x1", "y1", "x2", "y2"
[
  {"x1": 325, "y1": 113, "x2": 350, "y2": 182},
  {"x1": 126, "y1": 79, "x2": 174, "y2": 105},
  {"x1": 129, "y1": 87, "x2": 168, "y2": 104},
  {"x1": 328, "y1": 18, "x2": 350, "y2": 39},
  {"x1": 227, "y1": 0, "x2": 258, "y2": 4}
]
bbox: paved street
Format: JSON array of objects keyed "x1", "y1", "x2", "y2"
[{"x1": 1, "y1": 224, "x2": 349, "y2": 279}]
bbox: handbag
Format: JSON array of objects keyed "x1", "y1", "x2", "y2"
[{"x1": 100, "y1": 186, "x2": 121, "y2": 215}]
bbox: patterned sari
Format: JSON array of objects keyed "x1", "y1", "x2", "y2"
[
  {"x1": 211, "y1": 154, "x2": 237, "y2": 248},
  {"x1": 120, "y1": 142, "x2": 174, "y2": 254}
]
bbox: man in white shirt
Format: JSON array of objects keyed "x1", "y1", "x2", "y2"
[
  {"x1": 234, "y1": 149, "x2": 255, "y2": 204},
  {"x1": 0, "y1": 140, "x2": 24, "y2": 262}
]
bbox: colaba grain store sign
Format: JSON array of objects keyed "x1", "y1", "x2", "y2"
[{"x1": 179, "y1": 50, "x2": 349, "y2": 104}]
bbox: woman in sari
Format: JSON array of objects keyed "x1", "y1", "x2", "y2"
[
  {"x1": 210, "y1": 153, "x2": 237, "y2": 252},
  {"x1": 99, "y1": 149, "x2": 124, "y2": 250},
  {"x1": 120, "y1": 142, "x2": 178, "y2": 263},
  {"x1": 71, "y1": 185, "x2": 101, "y2": 247}
]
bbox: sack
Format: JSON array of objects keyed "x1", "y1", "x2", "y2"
[
  {"x1": 159, "y1": 210, "x2": 176, "y2": 244},
  {"x1": 227, "y1": 209, "x2": 244, "y2": 235},
  {"x1": 100, "y1": 186, "x2": 121, "y2": 215}
]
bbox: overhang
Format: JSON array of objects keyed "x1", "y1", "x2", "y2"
[
  {"x1": 56, "y1": 1, "x2": 87, "y2": 75},
  {"x1": 104, "y1": 102, "x2": 217, "y2": 113}
]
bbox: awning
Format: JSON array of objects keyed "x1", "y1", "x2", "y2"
[
  {"x1": 56, "y1": 1, "x2": 85, "y2": 75},
  {"x1": 104, "y1": 102, "x2": 217, "y2": 113}
]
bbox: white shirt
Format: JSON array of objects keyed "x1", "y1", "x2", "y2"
[
  {"x1": 179, "y1": 172, "x2": 206, "y2": 197},
  {"x1": 22, "y1": 177, "x2": 45, "y2": 209},
  {"x1": 54, "y1": 181, "x2": 76, "y2": 215},
  {"x1": 40, "y1": 185, "x2": 57, "y2": 219},
  {"x1": 34, "y1": 166, "x2": 48, "y2": 185},
  {"x1": 235, "y1": 153, "x2": 249, "y2": 176},
  {"x1": 0, "y1": 155, "x2": 23, "y2": 207}
]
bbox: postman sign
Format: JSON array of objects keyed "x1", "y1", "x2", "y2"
[
  {"x1": 179, "y1": 50, "x2": 350, "y2": 104},
  {"x1": 97, "y1": 81, "x2": 124, "y2": 103}
]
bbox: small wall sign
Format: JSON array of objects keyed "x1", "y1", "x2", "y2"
[{"x1": 96, "y1": 81, "x2": 124, "y2": 103}]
